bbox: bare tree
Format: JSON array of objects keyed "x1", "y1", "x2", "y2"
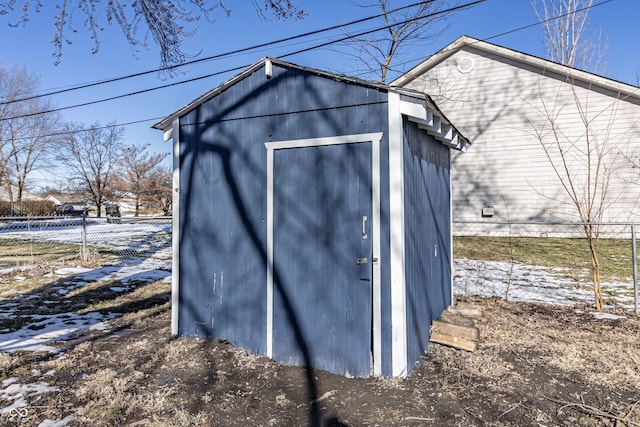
[
  {"x1": 338, "y1": 0, "x2": 466, "y2": 83},
  {"x1": 532, "y1": 0, "x2": 607, "y2": 73},
  {"x1": 0, "y1": 1, "x2": 305, "y2": 69},
  {"x1": 149, "y1": 164, "x2": 172, "y2": 216},
  {"x1": 0, "y1": 67, "x2": 62, "y2": 212},
  {"x1": 525, "y1": 81, "x2": 636, "y2": 312},
  {"x1": 112, "y1": 144, "x2": 168, "y2": 216},
  {"x1": 59, "y1": 122, "x2": 124, "y2": 217},
  {"x1": 529, "y1": 0, "x2": 621, "y2": 311}
]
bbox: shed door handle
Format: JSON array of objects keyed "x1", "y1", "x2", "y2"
[{"x1": 362, "y1": 216, "x2": 368, "y2": 240}]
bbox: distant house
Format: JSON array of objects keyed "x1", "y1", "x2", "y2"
[
  {"x1": 110, "y1": 192, "x2": 138, "y2": 214},
  {"x1": 392, "y1": 36, "x2": 640, "y2": 225},
  {"x1": 0, "y1": 184, "x2": 43, "y2": 202},
  {"x1": 153, "y1": 57, "x2": 468, "y2": 378},
  {"x1": 44, "y1": 195, "x2": 62, "y2": 206}
]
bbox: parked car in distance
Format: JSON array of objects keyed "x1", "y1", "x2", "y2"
[{"x1": 54, "y1": 203, "x2": 87, "y2": 217}]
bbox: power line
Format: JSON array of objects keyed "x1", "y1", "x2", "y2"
[
  {"x1": 0, "y1": 0, "x2": 486, "y2": 122},
  {"x1": 1, "y1": 0, "x2": 614, "y2": 128},
  {"x1": 0, "y1": 0, "x2": 443, "y2": 106}
]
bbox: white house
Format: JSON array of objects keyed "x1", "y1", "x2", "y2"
[
  {"x1": 392, "y1": 36, "x2": 640, "y2": 226},
  {"x1": 0, "y1": 184, "x2": 43, "y2": 202}
]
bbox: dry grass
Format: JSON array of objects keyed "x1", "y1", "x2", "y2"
[{"x1": 1, "y1": 269, "x2": 639, "y2": 426}]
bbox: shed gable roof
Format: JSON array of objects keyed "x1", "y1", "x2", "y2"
[
  {"x1": 152, "y1": 58, "x2": 389, "y2": 131},
  {"x1": 391, "y1": 35, "x2": 640, "y2": 101},
  {"x1": 152, "y1": 57, "x2": 469, "y2": 150}
]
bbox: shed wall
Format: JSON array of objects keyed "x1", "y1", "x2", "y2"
[
  {"x1": 402, "y1": 118, "x2": 452, "y2": 372},
  {"x1": 177, "y1": 63, "x2": 392, "y2": 366}
]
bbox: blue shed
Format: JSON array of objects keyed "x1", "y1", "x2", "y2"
[{"x1": 153, "y1": 58, "x2": 468, "y2": 378}]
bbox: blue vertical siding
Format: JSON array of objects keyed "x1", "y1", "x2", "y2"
[
  {"x1": 402, "y1": 118, "x2": 452, "y2": 373},
  {"x1": 272, "y1": 142, "x2": 372, "y2": 377},
  {"x1": 177, "y1": 61, "x2": 392, "y2": 375}
]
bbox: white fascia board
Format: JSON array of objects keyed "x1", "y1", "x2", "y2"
[
  {"x1": 400, "y1": 95, "x2": 466, "y2": 151},
  {"x1": 398, "y1": 95, "x2": 430, "y2": 121},
  {"x1": 171, "y1": 118, "x2": 181, "y2": 336},
  {"x1": 388, "y1": 91, "x2": 408, "y2": 377},
  {"x1": 163, "y1": 127, "x2": 173, "y2": 142}
]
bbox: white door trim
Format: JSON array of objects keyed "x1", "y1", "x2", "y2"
[{"x1": 264, "y1": 132, "x2": 383, "y2": 375}]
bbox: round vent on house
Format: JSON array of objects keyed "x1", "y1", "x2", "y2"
[{"x1": 457, "y1": 56, "x2": 475, "y2": 73}]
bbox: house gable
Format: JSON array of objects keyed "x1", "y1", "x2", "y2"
[{"x1": 393, "y1": 36, "x2": 640, "y2": 223}]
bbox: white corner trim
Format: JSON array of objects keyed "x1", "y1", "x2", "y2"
[
  {"x1": 388, "y1": 91, "x2": 408, "y2": 377},
  {"x1": 171, "y1": 118, "x2": 181, "y2": 337},
  {"x1": 264, "y1": 132, "x2": 383, "y2": 373},
  {"x1": 449, "y1": 153, "x2": 454, "y2": 306},
  {"x1": 265, "y1": 147, "x2": 274, "y2": 358}
]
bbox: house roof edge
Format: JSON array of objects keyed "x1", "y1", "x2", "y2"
[{"x1": 391, "y1": 35, "x2": 640, "y2": 100}]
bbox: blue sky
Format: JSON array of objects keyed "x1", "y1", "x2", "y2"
[{"x1": 1, "y1": 0, "x2": 638, "y2": 190}]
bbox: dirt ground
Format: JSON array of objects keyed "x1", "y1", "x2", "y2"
[{"x1": 1, "y1": 274, "x2": 639, "y2": 426}]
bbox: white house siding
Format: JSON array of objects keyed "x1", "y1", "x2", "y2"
[{"x1": 397, "y1": 43, "x2": 640, "y2": 227}]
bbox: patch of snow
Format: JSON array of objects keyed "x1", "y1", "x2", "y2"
[
  {"x1": 89, "y1": 321, "x2": 111, "y2": 331},
  {"x1": 0, "y1": 381, "x2": 60, "y2": 414},
  {"x1": 53, "y1": 267, "x2": 92, "y2": 276},
  {"x1": 32, "y1": 370, "x2": 41, "y2": 377},
  {"x1": 454, "y1": 258, "x2": 636, "y2": 310},
  {"x1": 109, "y1": 286, "x2": 128, "y2": 292},
  {"x1": 0, "y1": 312, "x2": 118, "y2": 353},
  {"x1": 590, "y1": 312, "x2": 627, "y2": 320},
  {"x1": 2, "y1": 378, "x2": 20, "y2": 387},
  {"x1": 0, "y1": 266, "x2": 36, "y2": 275},
  {"x1": 38, "y1": 415, "x2": 77, "y2": 427},
  {"x1": 70, "y1": 265, "x2": 170, "y2": 284}
]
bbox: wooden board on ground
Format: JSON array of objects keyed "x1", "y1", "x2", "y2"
[
  {"x1": 429, "y1": 331, "x2": 478, "y2": 352},
  {"x1": 447, "y1": 306, "x2": 483, "y2": 319},
  {"x1": 431, "y1": 320, "x2": 479, "y2": 341}
]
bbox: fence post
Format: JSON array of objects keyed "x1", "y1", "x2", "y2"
[
  {"x1": 81, "y1": 213, "x2": 88, "y2": 262},
  {"x1": 632, "y1": 225, "x2": 638, "y2": 316}
]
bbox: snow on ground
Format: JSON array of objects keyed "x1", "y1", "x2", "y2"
[
  {"x1": 0, "y1": 266, "x2": 170, "y2": 353},
  {"x1": 0, "y1": 311, "x2": 119, "y2": 353},
  {"x1": 0, "y1": 263, "x2": 170, "y2": 424},
  {"x1": 454, "y1": 258, "x2": 637, "y2": 311},
  {"x1": 0, "y1": 377, "x2": 60, "y2": 414},
  {"x1": 0, "y1": 376, "x2": 75, "y2": 426},
  {"x1": 0, "y1": 218, "x2": 172, "y2": 270},
  {"x1": 0, "y1": 247, "x2": 633, "y2": 427}
]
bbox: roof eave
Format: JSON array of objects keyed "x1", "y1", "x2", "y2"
[
  {"x1": 152, "y1": 59, "x2": 268, "y2": 131},
  {"x1": 392, "y1": 35, "x2": 640, "y2": 100}
]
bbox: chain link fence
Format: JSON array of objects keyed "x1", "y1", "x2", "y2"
[
  {"x1": 0, "y1": 215, "x2": 172, "y2": 273},
  {"x1": 1, "y1": 216, "x2": 637, "y2": 313},
  {"x1": 453, "y1": 221, "x2": 639, "y2": 314}
]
